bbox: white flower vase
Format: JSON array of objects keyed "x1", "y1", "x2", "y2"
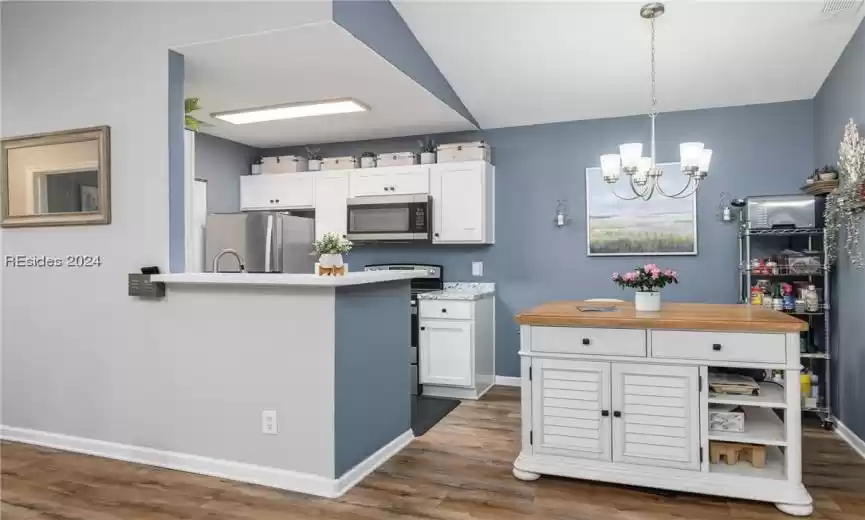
[
  {"x1": 251, "y1": 163, "x2": 262, "y2": 175},
  {"x1": 319, "y1": 253, "x2": 344, "y2": 268},
  {"x1": 420, "y1": 152, "x2": 436, "y2": 164},
  {"x1": 634, "y1": 291, "x2": 661, "y2": 312},
  {"x1": 309, "y1": 159, "x2": 322, "y2": 171},
  {"x1": 360, "y1": 157, "x2": 376, "y2": 168}
]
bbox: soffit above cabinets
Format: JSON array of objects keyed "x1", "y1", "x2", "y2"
[
  {"x1": 179, "y1": 21, "x2": 476, "y2": 148},
  {"x1": 392, "y1": 0, "x2": 865, "y2": 129}
]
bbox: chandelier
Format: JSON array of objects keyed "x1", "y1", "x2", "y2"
[{"x1": 599, "y1": 2, "x2": 712, "y2": 201}]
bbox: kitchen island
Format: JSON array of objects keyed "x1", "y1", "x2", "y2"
[
  {"x1": 149, "y1": 271, "x2": 420, "y2": 498},
  {"x1": 513, "y1": 301, "x2": 812, "y2": 516}
]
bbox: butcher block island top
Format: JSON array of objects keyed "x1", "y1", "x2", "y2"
[{"x1": 515, "y1": 301, "x2": 808, "y2": 333}]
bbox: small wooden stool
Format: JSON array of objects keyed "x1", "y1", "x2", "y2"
[{"x1": 709, "y1": 442, "x2": 766, "y2": 468}]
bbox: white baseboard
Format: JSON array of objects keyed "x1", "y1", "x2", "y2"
[
  {"x1": 835, "y1": 420, "x2": 865, "y2": 460},
  {"x1": 333, "y1": 429, "x2": 414, "y2": 496},
  {"x1": 495, "y1": 376, "x2": 521, "y2": 387},
  {"x1": 1, "y1": 425, "x2": 413, "y2": 498}
]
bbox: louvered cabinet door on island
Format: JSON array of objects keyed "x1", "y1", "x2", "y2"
[{"x1": 513, "y1": 301, "x2": 814, "y2": 517}]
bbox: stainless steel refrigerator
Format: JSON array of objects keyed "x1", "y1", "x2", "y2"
[{"x1": 205, "y1": 212, "x2": 315, "y2": 273}]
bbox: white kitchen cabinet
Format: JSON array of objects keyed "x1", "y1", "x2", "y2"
[
  {"x1": 348, "y1": 166, "x2": 429, "y2": 197},
  {"x1": 240, "y1": 172, "x2": 314, "y2": 210},
  {"x1": 610, "y1": 363, "x2": 700, "y2": 470},
  {"x1": 530, "y1": 359, "x2": 698, "y2": 470},
  {"x1": 419, "y1": 320, "x2": 473, "y2": 387},
  {"x1": 532, "y1": 358, "x2": 611, "y2": 461},
  {"x1": 418, "y1": 293, "x2": 495, "y2": 400},
  {"x1": 430, "y1": 161, "x2": 495, "y2": 244},
  {"x1": 515, "y1": 313, "x2": 812, "y2": 516},
  {"x1": 313, "y1": 171, "x2": 349, "y2": 239}
]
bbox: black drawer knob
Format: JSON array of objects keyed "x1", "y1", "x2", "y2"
[
  {"x1": 582, "y1": 338, "x2": 591, "y2": 345},
  {"x1": 434, "y1": 233, "x2": 440, "y2": 237},
  {"x1": 712, "y1": 343, "x2": 722, "y2": 351},
  {"x1": 441, "y1": 308, "x2": 447, "y2": 313},
  {"x1": 420, "y1": 326, "x2": 426, "y2": 331},
  {"x1": 613, "y1": 411, "x2": 622, "y2": 418},
  {"x1": 601, "y1": 410, "x2": 610, "y2": 417},
  {"x1": 269, "y1": 200, "x2": 274, "y2": 203}
]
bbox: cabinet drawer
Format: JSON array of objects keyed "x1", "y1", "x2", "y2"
[
  {"x1": 419, "y1": 300, "x2": 473, "y2": 320},
  {"x1": 650, "y1": 330, "x2": 787, "y2": 364},
  {"x1": 531, "y1": 327, "x2": 646, "y2": 357}
]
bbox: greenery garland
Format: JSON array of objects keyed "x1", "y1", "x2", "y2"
[{"x1": 825, "y1": 119, "x2": 865, "y2": 270}]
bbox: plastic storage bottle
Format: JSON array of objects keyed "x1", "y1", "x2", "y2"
[
  {"x1": 804, "y1": 285, "x2": 820, "y2": 313},
  {"x1": 800, "y1": 370, "x2": 812, "y2": 407}
]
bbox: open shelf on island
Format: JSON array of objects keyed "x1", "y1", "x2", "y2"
[
  {"x1": 709, "y1": 445, "x2": 785, "y2": 480},
  {"x1": 709, "y1": 382, "x2": 786, "y2": 409},
  {"x1": 708, "y1": 407, "x2": 787, "y2": 446}
]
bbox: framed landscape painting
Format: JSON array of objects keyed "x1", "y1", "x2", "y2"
[{"x1": 586, "y1": 162, "x2": 697, "y2": 256}]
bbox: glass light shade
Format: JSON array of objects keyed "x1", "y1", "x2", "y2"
[
  {"x1": 680, "y1": 142, "x2": 705, "y2": 169},
  {"x1": 638, "y1": 157, "x2": 652, "y2": 174},
  {"x1": 619, "y1": 143, "x2": 643, "y2": 170},
  {"x1": 600, "y1": 154, "x2": 621, "y2": 181},
  {"x1": 699, "y1": 149, "x2": 713, "y2": 172}
]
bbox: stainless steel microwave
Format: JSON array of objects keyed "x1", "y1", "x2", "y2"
[{"x1": 346, "y1": 194, "x2": 431, "y2": 242}]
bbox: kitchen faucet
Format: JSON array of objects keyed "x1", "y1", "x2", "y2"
[{"x1": 212, "y1": 249, "x2": 246, "y2": 273}]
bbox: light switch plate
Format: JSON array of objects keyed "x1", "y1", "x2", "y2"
[{"x1": 472, "y1": 262, "x2": 483, "y2": 277}]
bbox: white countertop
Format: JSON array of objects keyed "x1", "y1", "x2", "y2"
[
  {"x1": 153, "y1": 271, "x2": 424, "y2": 287},
  {"x1": 417, "y1": 282, "x2": 496, "y2": 301}
]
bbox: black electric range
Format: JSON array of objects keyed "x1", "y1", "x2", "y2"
[{"x1": 363, "y1": 264, "x2": 443, "y2": 395}]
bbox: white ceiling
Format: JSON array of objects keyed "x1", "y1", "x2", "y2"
[
  {"x1": 393, "y1": 0, "x2": 865, "y2": 129},
  {"x1": 179, "y1": 21, "x2": 476, "y2": 148}
]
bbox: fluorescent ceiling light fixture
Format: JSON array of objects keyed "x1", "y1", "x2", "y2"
[{"x1": 213, "y1": 99, "x2": 368, "y2": 125}]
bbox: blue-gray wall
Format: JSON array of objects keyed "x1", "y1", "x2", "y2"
[
  {"x1": 814, "y1": 18, "x2": 865, "y2": 439},
  {"x1": 334, "y1": 280, "x2": 411, "y2": 476},
  {"x1": 332, "y1": 0, "x2": 477, "y2": 128},
  {"x1": 271, "y1": 100, "x2": 814, "y2": 377},
  {"x1": 195, "y1": 133, "x2": 259, "y2": 213}
]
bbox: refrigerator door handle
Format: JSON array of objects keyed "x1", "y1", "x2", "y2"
[{"x1": 265, "y1": 214, "x2": 274, "y2": 272}]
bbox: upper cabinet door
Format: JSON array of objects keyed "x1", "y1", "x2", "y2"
[
  {"x1": 348, "y1": 166, "x2": 430, "y2": 197},
  {"x1": 532, "y1": 358, "x2": 612, "y2": 461},
  {"x1": 431, "y1": 162, "x2": 490, "y2": 244},
  {"x1": 313, "y1": 171, "x2": 349, "y2": 239},
  {"x1": 239, "y1": 175, "x2": 274, "y2": 210},
  {"x1": 241, "y1": 173, "x2": 314, "y2": 210},
  {"x1": 349, "y1": 170, "x2": 392, "y2": 197},
  {"x1": 390, "y1": 167, "x2": 429, "y2": 195},
  {"x1": 611, "y1": 363, "x2": 701, "y2": 471}
]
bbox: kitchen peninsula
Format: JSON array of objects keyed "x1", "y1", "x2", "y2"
[
  {"x1": 514, "y1": 302, "x2": 812, "y2": 516},
  {"x1": 150, "y1": 271, "x2": 420, "y2": 497}
]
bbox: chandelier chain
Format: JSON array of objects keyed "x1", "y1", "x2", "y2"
[{"x1": 650, "y1": 17, "x2": 657, "y2": 117}]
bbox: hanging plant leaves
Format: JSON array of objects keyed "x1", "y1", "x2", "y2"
[
  {"x1": 825, "y1": 119, "x2": 865, "y2": 269},
  {"x1": 185, "y1": 97, "x2": 203, "y2": 132}
]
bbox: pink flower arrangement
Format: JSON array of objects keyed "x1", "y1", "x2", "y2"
[{"x1": 612, "y1": 264, "x2": 678, "y2": 292}]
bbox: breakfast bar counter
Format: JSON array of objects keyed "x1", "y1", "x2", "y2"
[{"x1": 513, "y1": 301, "x2": 812, "y2": 516}]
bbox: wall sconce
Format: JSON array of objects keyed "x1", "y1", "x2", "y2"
[
  {"x1": 554, "y1": 200, "x2": 572, "y2": 227},
  {"x1": 717, "y1": 192, "x2": 746, "y2": 223}
]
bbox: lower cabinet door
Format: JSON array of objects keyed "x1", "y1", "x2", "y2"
[
  {"x1": 611, "y1": 363, "x2": 701, "y2": 470},
  {"x1": 419, "y1": 320, "x2": 473, "y2": 387},
  {"x1": 532, "y1": 358, "x2": 612, "y2": 461}
]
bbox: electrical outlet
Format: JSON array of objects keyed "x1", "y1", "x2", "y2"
[
  {"x1": 261, "y1": 410, "x2": 278, "y2": 435},
  {"x1": 472, "y1": 261, "x2": 483, "y2": 277}
]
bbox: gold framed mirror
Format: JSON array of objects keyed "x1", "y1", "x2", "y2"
[{"x1": 1, "y1": 126, "x2": 111, "y2": 227}]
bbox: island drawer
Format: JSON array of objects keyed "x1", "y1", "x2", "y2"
[
  {"x1": 420, "y1": 300, "x2": 473, "y2": 320},
  {"x1": 530, "y1": 326, "x2": 646, "y2": 357},
  {"x1": 650, "y1": 330, "x2": 787, "y2": 364}
]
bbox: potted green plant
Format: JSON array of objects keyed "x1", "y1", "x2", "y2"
[
  {"x1": 185, "y1": 98, "x2": 204, "y2": 132},
  {"x1": 360, "y1": 151, "x2": 377, "y2": 168},
  {"x1": 307, "y1": 147, "x2": 323, "y2": 171},
  {"x1": 418, "y1": 138, "x2": 437, "y2": 164},
  {"x1": 612, "y1": 264, "x2": 678, "y2": 311},
  {"x1": 251, "y1": 157, "x2": 263, "y2": 175},
  {"x1": 312, "y1": 232, "x2": 353, "y2": 274}
]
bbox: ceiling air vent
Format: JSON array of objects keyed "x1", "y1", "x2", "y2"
[{"x1": 822, "y1": 0, "x2": 863, "y2": 16}]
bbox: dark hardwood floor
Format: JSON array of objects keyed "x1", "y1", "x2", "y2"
[{"x1": 2, "y1": 387, "x2": 863, "y2": 519}]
